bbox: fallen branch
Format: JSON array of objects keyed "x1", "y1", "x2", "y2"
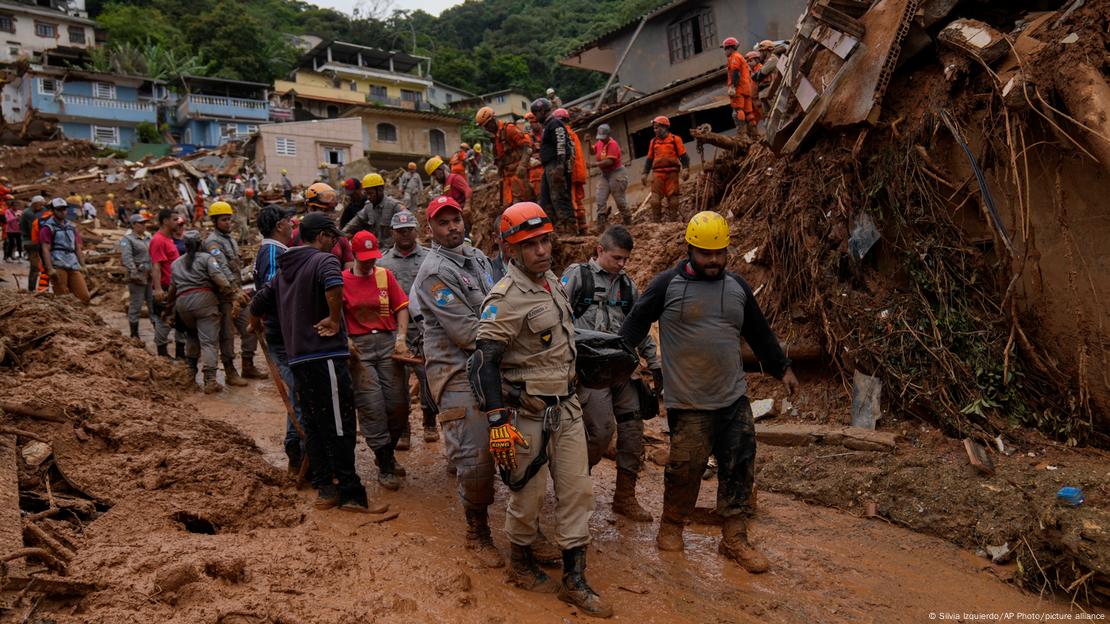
[
  {"x1": 0, "y1": 403, "x2": 67, "y2": 424},
  {"x1": 0, "y1": 548, "x2": 66, "y2": 573},
  {"x1": 22, "y1": 521, "x2": 75, "y2": 562}
]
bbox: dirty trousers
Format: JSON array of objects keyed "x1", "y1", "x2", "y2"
[
  {"x1": 663, "y1": 396, "x2": 756, "y2": 523},
  {"x1": 505, "y1": 395, "x2": 593, "y2": 550},
  {"x1": 218, "y1": 301, "x2": 257, "y2": 361},
  {"x1": 127, "y1": 282, "x2": 154, "y2": 328},
  {"x1": 539, "y1": 162, "x2": 575, "y2": 229},
  {"x1": 595, "y1": 169, "x2": 629, "y2": 221},
  {"x1": 292, "y1": 357, "x2": 363, "y2": 499},
  {"x1": 174, "y1": 290, "x2": 221, "y2": 373},
  {"x1": 439, "y1": 389, "x2": 496, "y2": 510},
  {"x1": 24, "y1": 243, "x2": 40, "y2": 292},
  {"x1": 266, "y1": 340, "x2": 305, "y2": 456},
  {"x1": 579, "y1": 382, "x2": 643, "y2": 474},
  {"x1": 351, "y1": 331, "x2": 409, "y2": 452},
  {"x1": 51, "y1": 268, "x2": 90, "y2": 304}
]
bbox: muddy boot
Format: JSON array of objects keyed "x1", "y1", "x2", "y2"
[
  {"x1": 314, "y1": 484, "x2": 339, "y2": 510},
  {"x1": 531, "y1": 530, "x2": 562, "y2": 567},
  {"x1": 718, "y1": 516, "x2": 769, "y2": 573},
  {"x1": 612, "y1": 470, "x2": 652, "y2": 522},
  {"x1": 224, "y1": 361, "x2": 248, "y2": 387},
  {"x1": 649, "y1": 197, "x2": 663, "y2": 222},
  {"x1": 595, "y1": 211, "x2": 609, "y2": 234},
  {"x1": 374, "y1": 448, "x2": 401, "y2": 491},
  {"x1": 656, "y1": 520, "x2": 685, "y2": 552},
  {"x1": 423, "y1": 427, "x2": 439, "y2": 443},
  {"x1": 465, "y1": 508, "x2": 505, "y2": 569},
  {"x1": 202, "y1": 370, "x2": 222, "y2": 394},
  {"x1": 507, "y1": 543, "x2": 556, "y2": 591},
  {"x1": 395, "y1": 434, "x2": 411, "y2": 451},
  {"x1": 284, "y1": 440, "x2": 302, "y2": 475},
  {"x1": 156, "y1": 344, "x2": 170, "y2": 358},
  {"x1": 185, "y1": 356, "x2": 199, "y2": 379},
  {"x1": 702, "y1": 455, "x2": 718, "y2": 480},
  {"x1": 241, "y1": 355, "x2": 268, "y2": 380},
  {"x1": 174, "y1": 341, "x2": 185, "y2": 360},
  {"x1": 558, "y1": 546, "x2": 613, "y2": 618},
  {"x1": 129, "y1": 322, "x2": 140, "y2": 339}
]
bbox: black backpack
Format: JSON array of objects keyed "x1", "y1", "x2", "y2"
[{"x1": 571, "y1": 263, "x2": 633, "y2": 319}]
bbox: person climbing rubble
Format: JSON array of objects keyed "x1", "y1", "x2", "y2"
[
  {"x1": 525, "y1": 113, "x2": 545, "y2": 200},
  {"x1": 592, "y1": 124, "x2": 631, "y2": 228},
  {"x1": 532, "y1": 98, "x2": 576, "y2": 232},
  {"x1": 553, "y1": 108, "x2": 588, "y2": 234},
  {"x1": 619, "y1": 211, "x2": 799, "y2": 574},
  {"x1": 641, "y1": 116, "x2": 689, "y2": 222},
  {"x1": 561, "y1": 225, "x2": 662, "y2": 523},
  {"x1": 425, "y1": 156, "x2": 471, "y2": 212},
  {"x1": 476, "y1": 106, "x2": 533, "y2": 209},
  {"x1": 120, "y1": 214, "x2": 155, "y2": 340},
  {"x1": 723, "y1": 36, "x2": 757, "y2": 142},
  {"x1": 342, "y1": 173, "x2": 401, "y2": 250},
  {"x1": 470, "y1": 201, "x2": 612, "y2": 618},
  {"x1": 398, "y1": 162, "x2": 424, "y2": 212},
  {"x1": 40, "y1": 198, "x2": 90, "y2": 304}
]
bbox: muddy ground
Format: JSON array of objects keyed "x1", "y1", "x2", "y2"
[{"x1": 0, "y1": 260, "x2": 1104, "y2": 622}]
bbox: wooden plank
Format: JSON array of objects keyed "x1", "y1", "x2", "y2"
[{"x1": 0, "y1": 436, "x2": 23, "y2": 560}]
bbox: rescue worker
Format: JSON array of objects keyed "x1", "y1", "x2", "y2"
[
  {"x1": 342, "y1": 173, "x2": 401, "y2": 249},
  {"x1": 251, "y1": 212, "x2": 389, "y2": 514},
  {"x1": 545, "y1": 87, "x2": 563, "y2": 109},
  {"x1": 167, "y1": 230, "x2": 238, "y2": 393},
  {"x1": 425, "y1": 156, "x2": 471, "y2": 211},
  {"x1": 297, "y1": 183, "x2": 354, "y2": 267},
  {"x1": 723, "y1": 37, "x2": 756, "y2": 141},
  {"x1": 398, "y1": 162, "x2": 424, "y2": 212},
  {"x1": 20, "y1": 196, "x2": 46, "y2": 291},
  {"x1": 561, "y1": 225, "x2": 662, "y2": 521},
  {"x1": 619, "y1": 211, "x2": 800, "y2": 573},
  {"x1": 450, "y1": 143, "x2": 469, "y2": 175},
  {"x1": 524, "y1": 113, "x2": 545, "y2": 199},
  {"x1": 103, "y1": 192, "x2": 116, "y2": 226},
  {"x1": 476, "y1": 106, "x2": 532, "y2": 208},
  {"x1": 641, "y1": 116, "x2": 689, "y2": 222},
  {"x1": 339, "y1": 177, "x2": 364, "y2": 228},
  {"x1": 149, "y1": 209, "x2": 180, "y2": 355},
  {"x1": 553, "y1": 108, "x2": 588, "y2": 234},
  {"x1": 120, "y1": 213, "x2": 154, "y2": 340},
  {"x1": 409, "y1": 195, "x2": 504, "y2": 568},
  {"x1": 40, "y1": 198, "x2": 90, "y2": 304},
  {"x1": 280, "y1": 168, "x2": 293, "y2": 202},
  {"x1": 593, "y1": 124, "x2": 631, "y2": 227},
  {"x1": 470, "y1": 201, "x2": 611, "y2": 618},
  {"x1": 377, "y1": 210, "x2": 438, "y2": 445},
  {"x1": 531, "y1": 98, "x2": 575, "y2": 231},
  {"x1": 344, "y1": 230, "x2": 411, "y2": 490},
  {"x1": 205, "y1": 201, "x2": 267, "y2": 384}
]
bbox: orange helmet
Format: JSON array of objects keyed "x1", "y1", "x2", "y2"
[
  {"x1": 305, "y1": 182, "x2": 338, "y2": 209},
  {"x1": 524, "y1": 112, "x2": 536, "y2": 122},
  {"x1": 721, "y1": 36, "x2": 739, "y2": 48},
  {"x1": 500, "y1": 202, "x2": 553, "y2": 244},
  {"x1": 475, "y1": 106, "x2": 496, "y2": 126},
  {"x1": 653, "y1": 116, "x2": 670, "y2": 126}
]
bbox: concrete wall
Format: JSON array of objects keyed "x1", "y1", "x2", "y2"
[
  {"x1": 60, "y1": 121, "x2": 137, "y2": 148},
  {"x1": 257, "y1": 117, "x2": 364, "y2": 186},
  {"x1": 0, "y1": 5, "x2": 93, "y2": 62},
  {"x1": 181, "y1": 119, "x2": 261, "y2": 148},
  {"x1": 355, "y1": 109, "x2": 462, "y2": 161}
]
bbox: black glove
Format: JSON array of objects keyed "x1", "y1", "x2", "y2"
[{"x1": 650, "y1": 368, "x2": 664, "y2": 396}]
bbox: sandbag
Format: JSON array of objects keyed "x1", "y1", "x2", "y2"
[{"x1": 575, "y1": 328, "x2": 638, "y2": 389}]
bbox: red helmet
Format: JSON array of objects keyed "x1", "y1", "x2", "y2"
[
  {"x1": 745, "y1": 51, "x2": 762, "y2": 61},
  {"x1": 245, "y1": 187, "x2": 255, "y2": 198},
  {"x1": 721, "y1": 37, "x2": 739, "y2": 48},
  {"x1": 500, "y1": 202, "x2": 553, "y2": 244},
  {"x1": 552, "y1": 108, "x2": 570, "y2": 120},
  {"x1": 343, "y1": 177, "x2": 358, "y2": 191},
  {"x1": 652, "y1": 116, "x2": 670, "y2": 127}
]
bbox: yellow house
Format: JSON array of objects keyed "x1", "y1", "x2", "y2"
[
  {"x1": 272, "y1": 40, "x2": 432, "y2": 121},
  {"x1": 449, "y1": 89, "x2": 532, "y2": 122}
]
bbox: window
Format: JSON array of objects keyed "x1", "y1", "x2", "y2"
[
  {"x1": 275, "y1": 137, "x2": 297, "y2": 156},
  {"x1": 325, "y1": 104, "x2": 339, "y2": 118},
  {"x1": 222, "y1": 123, "x2": 238, "y2": 139},
  {"x1": 323, "y1": 146, "x2": 346, "y2": 165},
  {"x1": 376, "y1": 122, "x2": 397, "y2": 143},
  {"x1": 429, "y1": 128, "x2": 446, "y2": 156},
  {"x1": 93, "y1": 82, "x2": 115, "y2": 99},
  {"x1": 493, "y1": 94, "x2": 507, "y2": 104},
  {"x1": 445, "y1": 93, "x2": 453, "y2": 103},
  {"x1": 38, "y1": 78, "x2": 58, "y2": 95},
  {"x1": 349, "y1": 81, "x2": 357, "y2": 92},
  {"x1": 667, "y1": 9, "x2": 716, "y2": 63},
  {"x1": 34, "y1": 22, "x2": 56, "y2": 38},
  {"x1": 401, "y1": 89, "x2": 421, "y2": 103},
  {"x1": 246, "y1": 124, "x2": 258, "y2": 134},
  {"x1": 68, "y1": 26, "x2": 85, "y2": 44},
  {"x1": 92, "y1": 125, "x2": 119, "y2": 145},
  {"x1": 370, "y1": 85, "x2": 387, "y2": 100},
  {"x1": 0, "y1": 15, "x2": 14, "y2": 34}
]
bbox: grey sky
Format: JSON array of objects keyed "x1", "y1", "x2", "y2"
[{"x1": 315, "y1": 0, "x2": 463, "y2": 18}]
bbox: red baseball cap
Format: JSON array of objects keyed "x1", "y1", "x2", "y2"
[
  {"x1": 427, "y1": 195, "x2": 462, "y2": 220},
  {"x1": 343, "y1": 177, "x2": 358, "y2": 191},
  {"x1": 351, "y1": 230, "x2": 382, "y2": 260}
]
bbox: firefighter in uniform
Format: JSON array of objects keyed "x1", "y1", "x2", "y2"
[
  {"x1": 475, "y1": 106, "x2": 533, "y2": 208},
  {"x1": 469, "y1": 201, "x2": 612, "y2": 618},
  {"x1": 205, "y1": 201, "x2": 267, "y2": 383}
]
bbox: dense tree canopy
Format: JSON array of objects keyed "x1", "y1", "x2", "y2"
[{"x1": 88, "y1": 0, "x2": 666, "y2": 100}]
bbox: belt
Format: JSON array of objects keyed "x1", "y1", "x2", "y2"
[
  {"x1": 356, "y1": 328, "x2": 394, "y2": 335},
  {"x1": 178, "y1": 287, "x2": 212, "y2": 297}
]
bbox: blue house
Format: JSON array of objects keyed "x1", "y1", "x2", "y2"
[
  {"x1": 22, "y1": 66, "x2": 163, "y2": 149},
  {"x1": 172, "y1": 76, "x2": 270, "y2": 149}
]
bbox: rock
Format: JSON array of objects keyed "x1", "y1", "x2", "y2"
[
  {"x1": 756, "y1": 424, "x2": 820, "y2": 446},
  {"x1": 985, "y1": 542, "x2": 1012, "y2": 563},
  {"x1": 751, "y1": 399, "x2": 776, "y2": 421},
  {"x1": 850, "y1": 370, "x2": 882, "y2": 429},
  {"x1": 1060, "y1": 32, "x2": 1078, "y2": 44},
  {"x1": 435, "y1": 571, "x2": 472, "y2": 595},
  {"x1": 21, "y1": 441, "x2": 52, "y2": 467},
  {"x1": 153, "y1": 562, "x2": 202, "y2": 593},
  {"x1": 963, "y1": 438, "x2": 995, "y2": 475}
]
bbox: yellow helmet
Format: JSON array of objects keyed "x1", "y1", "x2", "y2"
[
  {"x1": 108, "y1": 193, "x2": 114, "y2": 198},
  {"x1": 280, "y1": 168, "x2": 288, "y2": 174},
  {"x1": 84, "y1": 195, "x2": 92, "y2": 200},
  {"x1": 425, "y1": 156, "x2": 444, "y2": 176},
  {"x1": 475, "y1": 106, "x2": 495, "y2": 126},
  {"x1": 134, "y1": 200, "x2": 142, "y2": 207},
  {"x1": 361, "y1": 172, "x2": 385, "y2": 189},
  {"x1": 685, "y1": 211, "x2": 730, "y2": 250},
  {"x1": 208, "y1": 201, "x2": 234, "y2": 217},
  {"x1": 474, "y1": 143, "x2": 482, "y2": 154}
]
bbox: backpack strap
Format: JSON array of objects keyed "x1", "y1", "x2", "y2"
[
  {"x1": 571, "y1": 263, "x2": 594, "y2": 319},
  {"x1": 374, "y1": 267, "x2": 390, "y2": 318},
  {"x1": 617, "y1": 273, "x2": 634, "y2": 313}
]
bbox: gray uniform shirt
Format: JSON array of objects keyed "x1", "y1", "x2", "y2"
[
  {"x1": 380, "y1": 244, "x2": 430, "y2": 343},
  {"x1": 410, "y1": 243, "x2": 495, "y2": 402},
  {"x1": 170, "y1": 251, "x2": 234, "y2": 294},
  {"x1": 204, "y1": 230, "x2": 242, "y2": 287},
  {"x1": 342, "y1": 195, "x2": 402, "y2": 249},
  {"x1": 398, "y1": 171, "x2": 423, "y2": 196},
  {"x1": 560, "y1": 259, "x2": 661, "y2": 369},
  {"x1": 119, "y1": 231, "x2": 152, "y2": 284}
]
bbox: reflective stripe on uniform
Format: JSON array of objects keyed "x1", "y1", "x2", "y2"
[{"x1": 327, "y1": 359, "x2": 344, "y2": 436}]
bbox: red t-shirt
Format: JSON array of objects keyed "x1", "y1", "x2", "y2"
[
  {"x1": 150, "y1": 230, "x2": 180, "y2": 288},
  {"x1": 594, "y1": 138, "x2": 623, "y2": 171},
  {"x1": 292, "y1": 224, "x2": 354, "y2": 265},
  {"x1": 445, "y1": 173, "x2": 471, "y2": 205},
  {"x1": 342, "y1": 266, "x2": 409, "y2": 335}
]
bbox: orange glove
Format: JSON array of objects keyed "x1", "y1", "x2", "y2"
[{"x1": 488, "y1": 414, "x2": 528, "y2": 470}]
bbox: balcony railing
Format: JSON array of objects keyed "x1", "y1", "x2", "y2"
[
  {"x1": 60, "y1": 94, "x2": 154, "y2": 112},
  {"x1": 186, "y1": 94, "x2": 267, "y2": 110},
  {"x1": 177, "y1": 94, "x2": 269, "y2": 121},
  {"x1": 370, "y1": 96, "x2": 432, "y2": 111}
]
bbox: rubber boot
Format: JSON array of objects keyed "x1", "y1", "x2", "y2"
[
  {"x1": 718, "y1": 516, "x2": 769, "y2": 573},
  {"x1": 202, "y1": 369, "x2": 222, "y2": 395},
  {"x1": 284, "y1": 439, "x2": 302, "y2": 475},
  {"x1": 656, "y1": 501, "x2": 685, "y2": 552},
  {"x1": 612, "y1": 470, "x2": 652, "y2": 522},
  {"x1": 224, "y1": 361, "x2": 248, "y2": 387},
  {"x1": 374, "y1": 448, "x2": 401, "y2": 491},
  {"x1": 558, "y1": 547, "x2": 613, "y2": 618},
  {"x1": 595, "y1": 211, "x2": 609, "y2": 234},
  {"x1": 423, "y1": 427, "x2": 439, "y2": 443},
  {"x1": 185, "y1": 356, "x2": 199, "y2": 380},
  {"x1": 395, "y1": 434, "x2": 411, "y2": 451},
  {"x1": 649, "y1": 197, "x2": 663, "y2": 222},
  {"x1": 530, "y1": 530, "x2": 562, "y2": 567},
  {"x1": 465, "y1": 508, "x2": 505, "y2": 569},
  {"x1": 241, "y1": 355, "x2": 268, "y2": 379},
  {"x1": 507, "y1": 543, "x2": 556, "y2": 591},
  {"x1": 423, "y1": 410, "x2": 439, "y2": 442},
  {"x1": 129, "y1": 322, "x2": 140, "y2": 339},
  {"x1": 156, "y1": 344, "x2": 170, "y2": 358},
  {"x1": 174, "y1": 341, "x2": 185, "y2": 360}
]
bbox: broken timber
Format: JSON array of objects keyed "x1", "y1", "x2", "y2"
[{"x1": 755, "y1": 424, "x2": 897, "y2": 451}]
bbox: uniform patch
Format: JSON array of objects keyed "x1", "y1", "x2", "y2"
[
  {"x1": 491, "y1": 277, "x2": 511, "y2": 295},
  {"x1": 526, "y1": 304, "x2": 550, "y2": 320},
  {"x1": 209, "y1": 248, "x2": 221, "y2": 255},
  {"x1": 485, "y1": 273, "x2": 494, "y2": 286},
  {"x1": 539, "y1": 330, "x2": 553, "y2": 347},
  {"x1": 480, "y1": 305, "x2": 498, "y2": 320},
  {"x1": 560, "y1": 275, "x2": 569, "y2": 285},
  {"x1": 430, "y1": 281, "x2": 455, "y2": 307},
  {"x1": 460, "y1": 274, "x2": 473, "y2": 288}
]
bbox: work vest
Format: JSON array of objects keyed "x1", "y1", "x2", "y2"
[{"x1": 650, "y1": 135, "x2": 683, "y2": 172}]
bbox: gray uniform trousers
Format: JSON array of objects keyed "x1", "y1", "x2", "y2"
[
  {"x1": 439, "y1": 388, "x2": 496, "y2": 510},
  {"x1": 175, "y1": 290, "x2": 221, "y2": 373},
  {"x1": 578, "y1": 381, "x2": 643, "y2": 474},
  {"x1": 127, "y1": 282, "x2": 154, "y2": 328},
  {"x1": 351, "y1": 331, "x2": 410, "y2": 452},
  {"x1": 218, "y1": 301, "x2": 257, "y2": 362},
  {"x1": 595, "y1": 168, "x2": 630, "y2": 220}
]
